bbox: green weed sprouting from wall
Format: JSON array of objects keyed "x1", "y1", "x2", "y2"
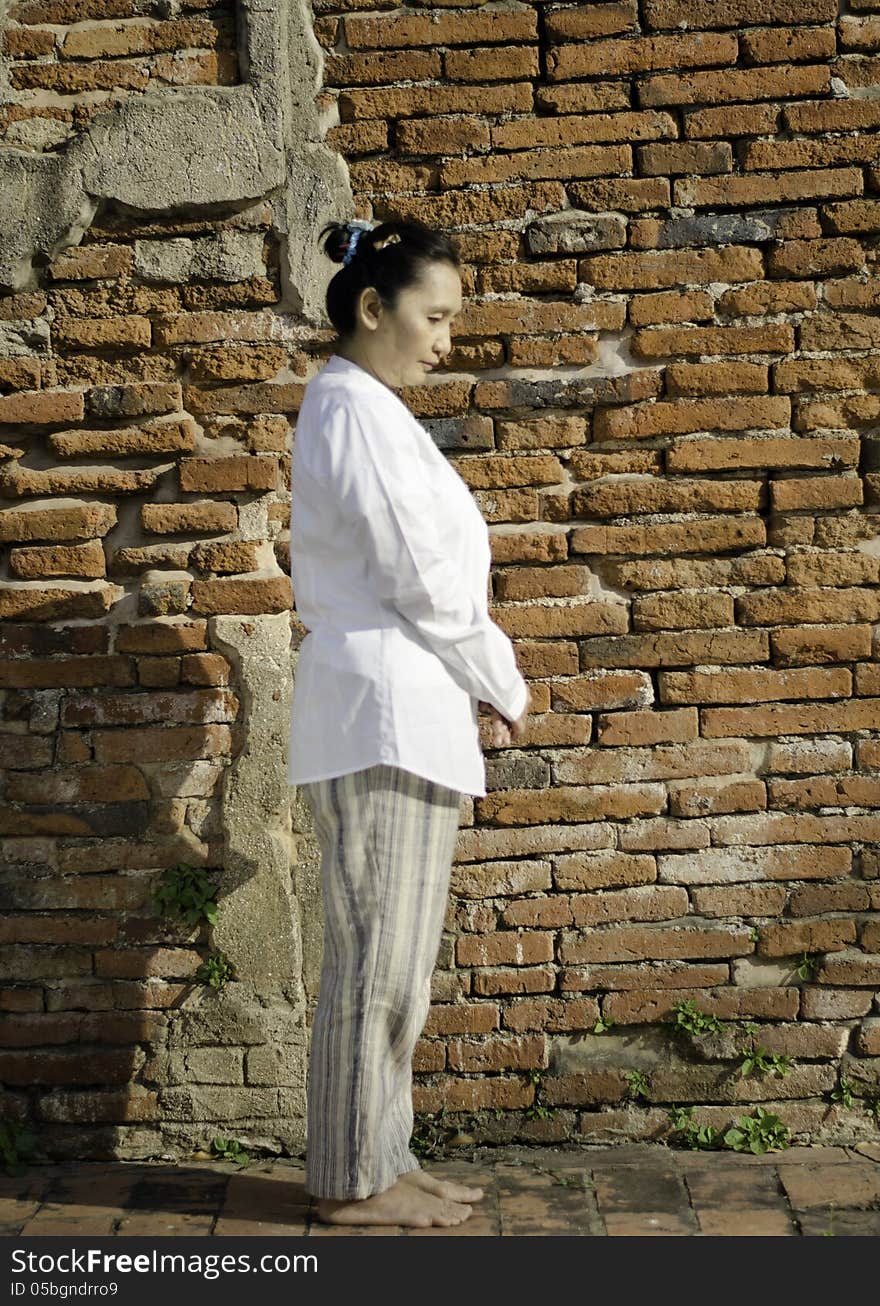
[{"x1": 153, "y1": 862, "x2": 219, "y2": 928}]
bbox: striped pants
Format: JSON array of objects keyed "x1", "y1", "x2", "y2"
[{"x1": 300, "y1": 764, "x2": 463, "y2": 1200}]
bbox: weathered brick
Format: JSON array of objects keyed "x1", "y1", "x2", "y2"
[
  {"x1": 496, "y1": 111, "x2": 674, "y2": 152},
  {"x1": 141, "y1": 502, "x2": 237, "y2": 534},
  {"x1": 49, "y1": 420, "x2": 195, "y2": 459},
  {"x1": 0, "y1": 501, "x2": 115, "y2": 543},
  {"x1": 767, "y1": 238, "x2": 867, "y2": 278},
  {"x1": 741, "y1": 23, "x2": 837, "y2": 63},
  {"x1": 684, "y1": 104, "x2": 780, "y2": 138},
  {"x1": 611, "y1": 555, "x2": 784, "y2": 591},
  {"x1": 674, "y1": 168, "x2": 861, "y2": 208},
  {"x1": 0, "y1": 389, "x2": 83, "y2": 426},
  {"x1": 60, "y1": 688, "x2": 237, "y2": 728},
  {"x1": 92, "y1": 725, "x2": 231, "y2": 764},
  {"x1": 324, "y1": 48, "x2": 441, "y2": 87},
  {"x1": 771, "y1": 476, "x2": 862, "y2": 512},
  {"x1": 604, "y1": 986, "x2": 799, "y2": 1024},
  {"x1": 61, "y1": 16, "x2": 227, "y2": 58},
  {"x1": 0, "y1": 584, "x2": 118, "y2": 622},
  {"x1": 777, "y1": 622, "x2": 863, "y2": 685},
  {"x1": 581, "y1": 245, "x2": 762, "y2": 291},
  {"x1": 190, "y1": 576, "x2": 291, "y2": 615},
  {"x1": 471, "y1": 966, "x2": 557, "y2": 996},
  {"x1": 548, "y1": 32, "x2": 737, "y2": 80},
  {"x1": 664, "y1": 362, "x2": 769, "y2": 395},
  {"x1": 816, "y1": 950, "x2": 880, "y2": 987},
  {"x1": 9, "y1": 540, "x2": 106, "y2": 579},
  {"x1": 641, "y1": 64, "x2": 831, "y2": 109},
  {"x1": 0, "y1": 463, "x2": 164, "y2": 497},
  {"x1": 703, "y1": 698, "x2": 880, "y2": 739},
  {"x1": 571, "y1": 517, "x2": 766, "y2": 556},
  {"x1": 456, "y1": 931, "x2": 554, "y2": 967},
  {"x1": 643, "y1": 1, "x2": 838, "y2": 27},
  {"x1": 593, "y1": 396, "x2": 788, "y2": 439},
  {"x1": 666, "y1": 435, "x2": 859, "y2": 473},
  {"x1": 661, "y1": 666, "x2": 850, "y2": 705},
  {"x1": 47, "y1": 248, "x2": 131, "y2": 284},
  {"x1": 719, "y1": 281, "x2": 818, "y2": 315},
  {"x1": 338, "y1": 82, "x2": 534, "y2": 122},
  {"x1": 737, "y1": 587, "x2": 880, "y2": 626},
  {"x1": 444, "y1": 45, "x2": 539, "y2": 83},
  {"x1": 446, "y1": 1034, "x2": 545, "y2": 1073},
  {"x1": 638, "y1": 141, "x2": 733, "y2": 176},
  {"x1": 629, "y1": 289, "x2": 713, "y2": 325},
  {"x1": 0, "y1": 655, "x2": 135, "y2": 689},
  {"x1": 568, "y1": 177, "x2": 671, "y2": 211},
  {"x1": 632, "y1": 323, "x2": 794, "y2": 358}
]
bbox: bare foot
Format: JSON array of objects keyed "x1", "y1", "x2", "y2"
[
  {"x1": 400, "y1": 1168, "x2": 485, "y2": 1204},
  {"x1": 314, "y1": 1175, "x2": 472, "y2": 1227}
]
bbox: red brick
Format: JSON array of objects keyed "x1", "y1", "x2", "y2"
[
  {"x1": 741, "y1": 24, "x2": 837, "y2": 63},
  {"x1": 446, "y1": 1034, "x2": 545, "y2": 1072},
  {"x1": 629, "y1": 289, "x2": 713, "y2": 325},
  {"x1": 0, "y1": 389, "x2": 83, "y2": 426},
  {"x1": 324, "y1": 49, "x2": 441, "y2": 87},
  {"x1": 338, "y1": 82, "x2": 534, "y2": 122},
  {"x1": 423, "y1": 1003, "x2": 499, "y2": 1036},
  {"x1": 703, "y1": 698, "x2": 880, "y2": 739},
  {"x1": 633, "y1": 323, "x2": 794, "y2": 358},
  {"x1": 581, "y1": 245, "x2": 762, "y2": 291},
  {"x1": 9, "y1": 541, "x2": 106, "y2": 580},
  {"x1": 60, "y1": 688, "x2": 237, "y2": 728},
  {"x1": 445, "y1": 46, "x2": 539, "y2": 83},
  {"x1": 548, "y1": 32, "x2": 737, "y2": 79},
  {"x1": 643, "y1": 0, "x2": 838, "y2": 25},
  {"x1": 664, "y1": 362, "x2": 769, "y2": 395},
  {"x1": 674, "y1": 168, "x2": 861, "y2": 208},
  {"x1": 191, "y1": 576, "x2": 291, "y2": 615},
  {"x1": 638, "y1": 141, "x2": 732, "y2": 175},
  {"x1": 640, "y1": 64, "x2": 831, "y2": 109}
]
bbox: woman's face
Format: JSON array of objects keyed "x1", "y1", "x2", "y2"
[{"x1": 352, "y1": 259, "x2": 462, "y2": 389}]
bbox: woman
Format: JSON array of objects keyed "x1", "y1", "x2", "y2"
[{"x1": 288, "y1": 216, "x2": 531, "y2": 1228}]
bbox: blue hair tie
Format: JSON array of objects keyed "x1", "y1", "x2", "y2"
[{"x1": 342, "y1": 220, "x2": 373, "y2": 267}]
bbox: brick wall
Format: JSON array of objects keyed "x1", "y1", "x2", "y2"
[{"x1": 1, "y1": 0, "x2": 879, "y2": 1156}]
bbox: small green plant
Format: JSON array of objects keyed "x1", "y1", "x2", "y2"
[
  {"x1": 593, "y1": 1013, "x2": 615, "y2": 1034},
  {"x1": 830, "y1": 1076, "x2": 855, "y2": 1110},
  {"x1": 154, "y1": 862, "x2": 218, "y2": 928},
  {"x1": 737, "y1": 1026, "x2": 792, "y2": 1080},
  {"x1": 795, "y1": 952, "x2": 819, "y2": 981},
  {"x1": 723, "y1": 1107, "x2": 790, "y2": 1154},
  {"x1": 670, "y1": 999, "x2": 724, "y2": 1037},
  {"x1": 524, "y1": 1069, "x2": 558, "y2": 1121},
  {"x1": 864, "y1": 1092, "x2": 880, "y2": 1124},
  {"x1": 749, "y1": 926, "x2": 760, "y2": 943},
  {"x1": 210, "y1": 1136, "x2": 250, "y2": 1167},
  {"x1": 531, "y1": 1163, "x2": 592, "y2": 1191},
  {"x1": 0, "y1": 1120, "x2": 36, "y2": 1176},
  {"x1": 667, "y1": 1105, "x2": 720, "y2": 1151},
  {"x1": 195, "y1": 951, "x2": 235, "y2": 990},
  {"x1": 625, "y1": 1069, "x2": 651, "y2": 1102},
  {"x1": 411, "y1": 1106, "x2": 451, "y2": 1159}
]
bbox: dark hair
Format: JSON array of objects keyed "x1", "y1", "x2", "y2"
[{"x1": 319, "y1": 217, "x2": 461, "y2": 339}]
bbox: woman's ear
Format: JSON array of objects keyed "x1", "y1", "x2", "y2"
[{"x1": 356, "y1": 285, "x2": 383, "y2": 332}]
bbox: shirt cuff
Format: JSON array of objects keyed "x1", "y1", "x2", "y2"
[{"x1": 503, "y1": 676, "x2": 529, "y2": 724}]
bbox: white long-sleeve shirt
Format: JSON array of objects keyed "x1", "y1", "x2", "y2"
[{"x1": 287, "y1": 353, "x2": 529, "y2": 797}]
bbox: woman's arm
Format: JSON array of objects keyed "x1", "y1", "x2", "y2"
[{"x1": 308, "y1": 395, "x2": 529, "y2": 722}]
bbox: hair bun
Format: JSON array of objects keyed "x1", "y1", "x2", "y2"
[{"x1": 320, "y1": 219, "x2": 374, "y2": 265}]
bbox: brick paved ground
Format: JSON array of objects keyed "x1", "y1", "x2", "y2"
[{"x1": 3, "y1": 1143, "x2": 880, "y2": 1237}]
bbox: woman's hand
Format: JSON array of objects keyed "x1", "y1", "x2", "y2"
[{"x1": 478, "y1": 686, "x2": 531, "y2": 748}]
